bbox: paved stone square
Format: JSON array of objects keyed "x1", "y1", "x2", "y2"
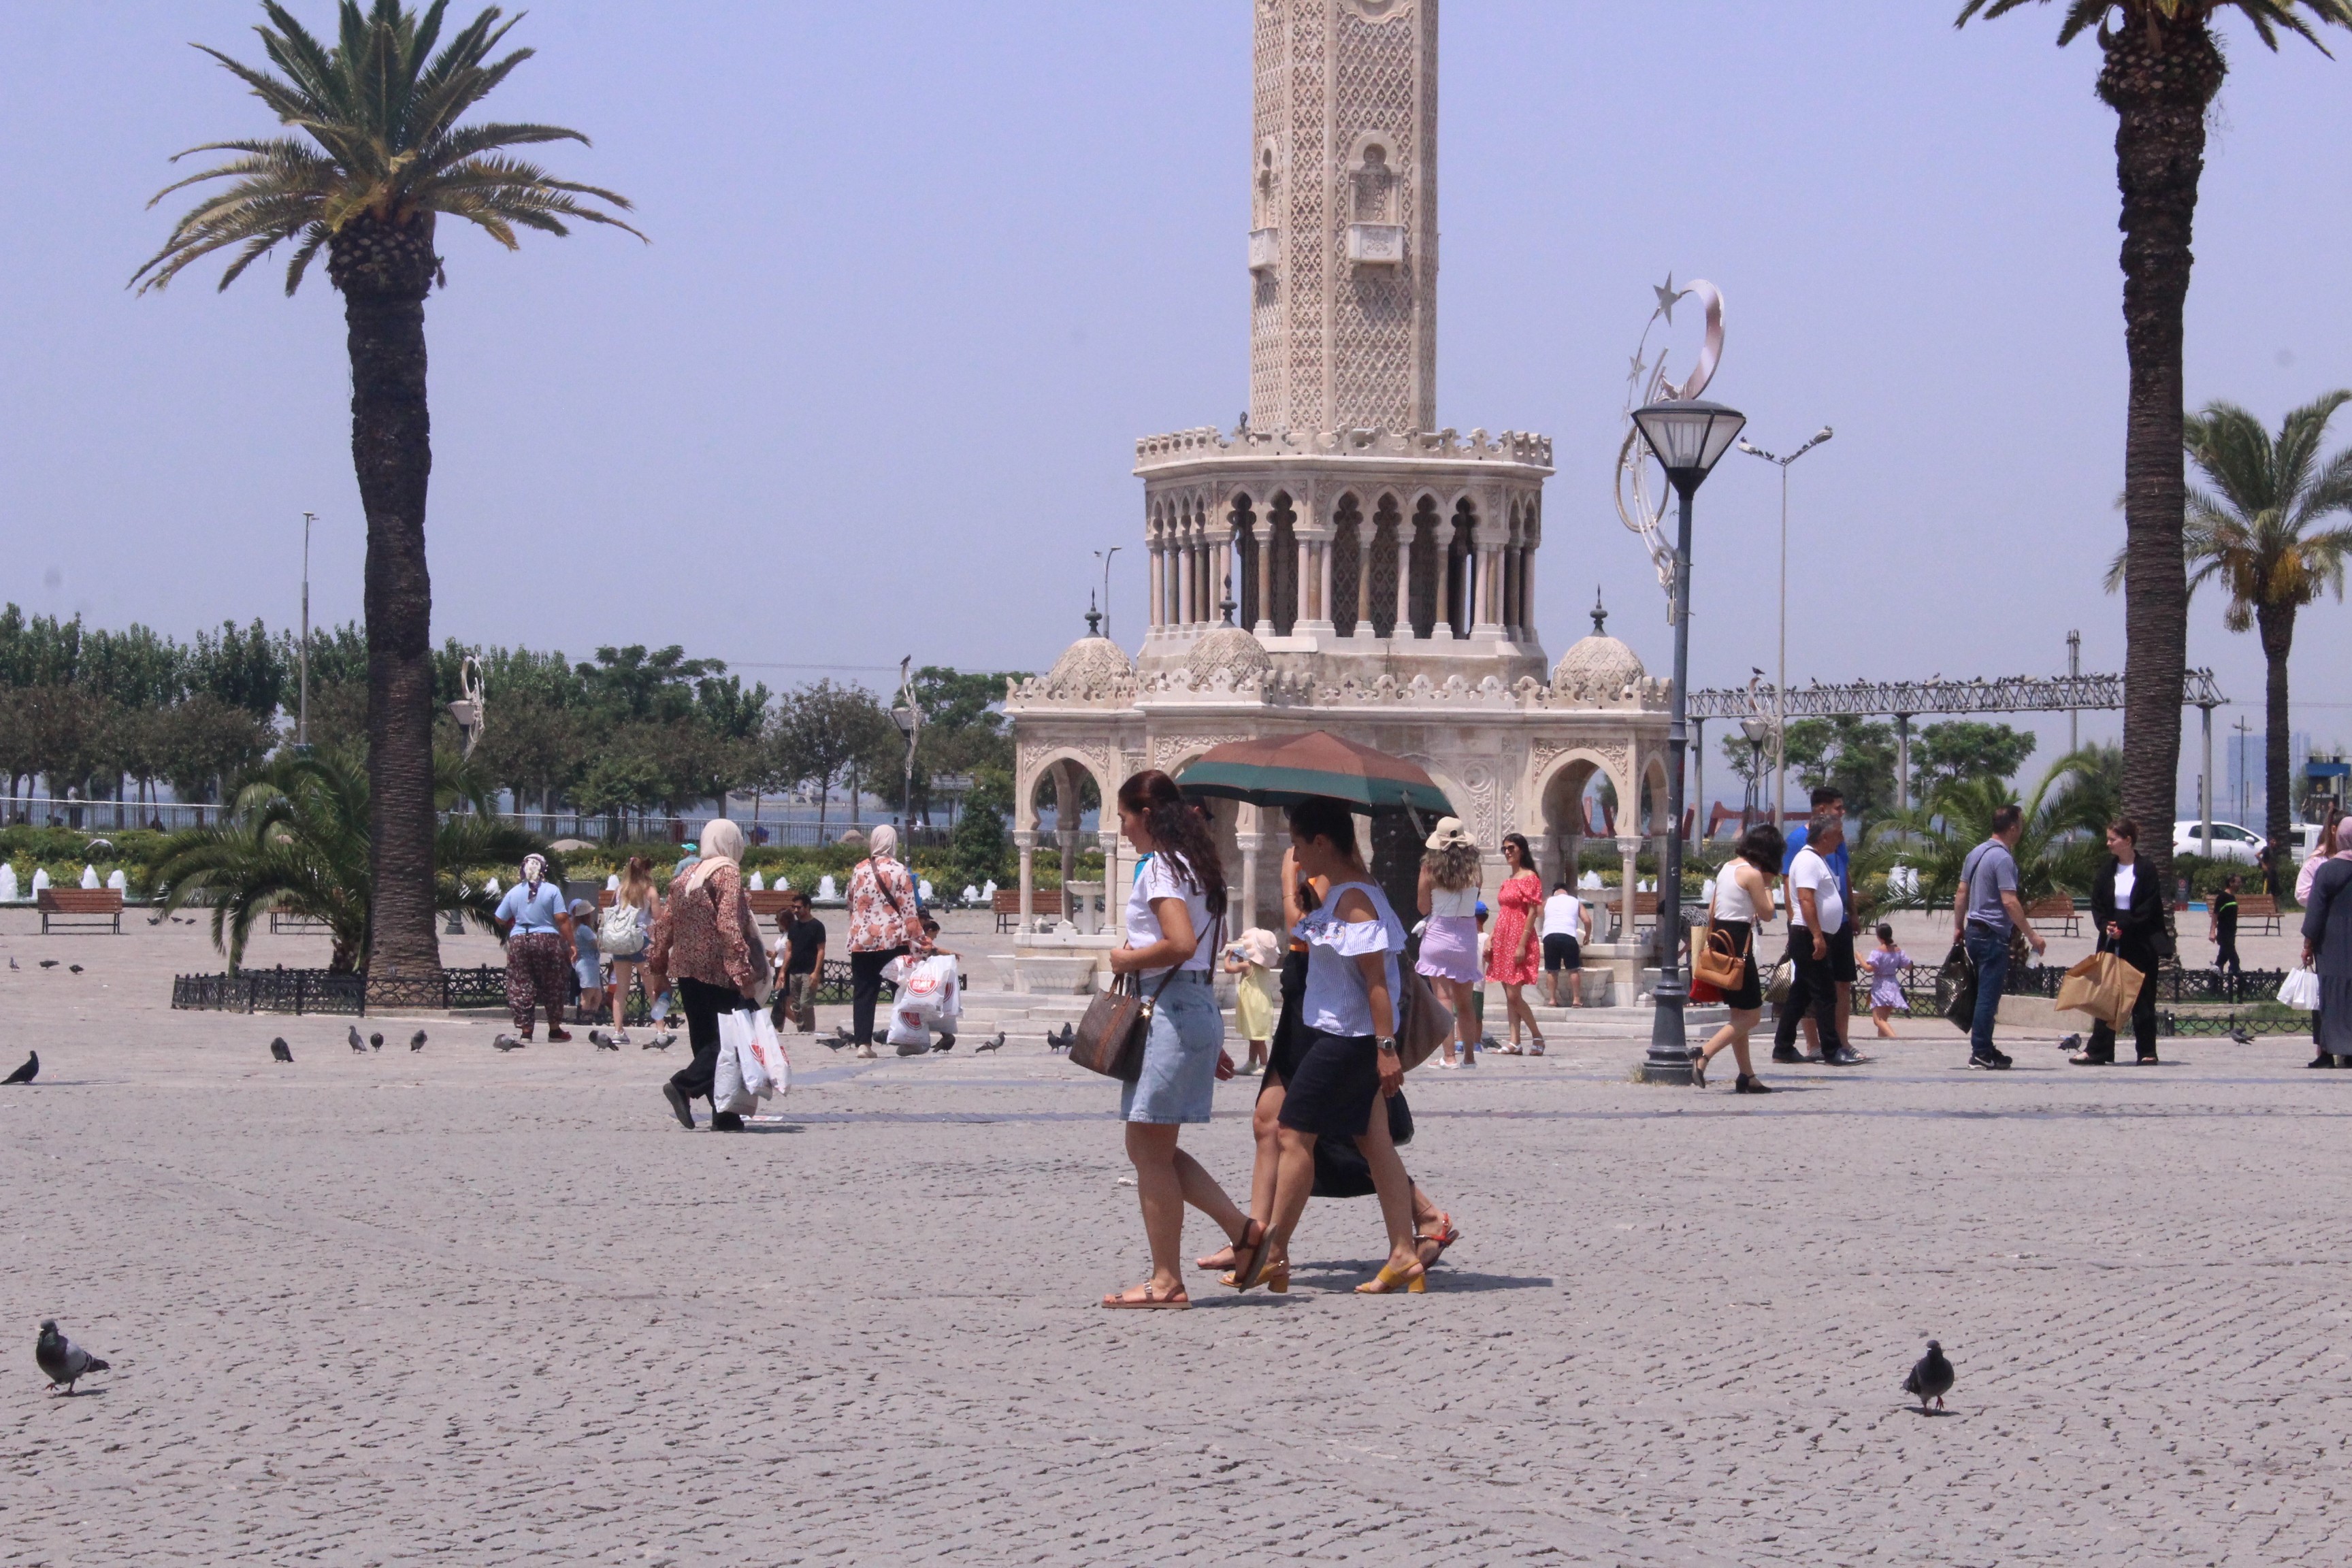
[{"x1": 1, "y1": 913, "x2": 2345, "y2": 1566}]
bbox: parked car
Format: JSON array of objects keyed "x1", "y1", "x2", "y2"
[{"x1": 2174, "y1": 819, "x2": 2264, "y2": 864}]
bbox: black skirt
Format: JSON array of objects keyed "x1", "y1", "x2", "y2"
[
  {"x1": 1264, "y1": 947, "x2": 1311, "y2": 1086},
  {"x1": 1278, "y1": 1026, "x2": 1383, "y2": 1139},
  {"x1": 1311, "y1": 1092, "x2": 1414, "y2": 1196}
]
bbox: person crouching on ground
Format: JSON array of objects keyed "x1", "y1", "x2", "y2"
[
  {"x1": 1415, "y1": 816, "x2": 1484, "y2": 1068},
  {"x1": 846, "y1": 825, "x2": 926, "y2": 1060},
  {"x1": 647, "y1": 817, "x2": 770, "y2": 1132},
  {"x1": 494, "y1": 854, "x2": 576, "y2": 1044},
  {"x1": 1100, "y1": 768, "x2": 1255, "y2": 1309}
]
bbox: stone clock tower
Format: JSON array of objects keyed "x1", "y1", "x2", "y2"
[{"x1": 1250, "y1": 0, "x2": 1440, "y2": 436}]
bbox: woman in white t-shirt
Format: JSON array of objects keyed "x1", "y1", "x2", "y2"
[
  {"x1": 1414, "y1": 816, "x2": 1484, "y2": 1068},
  {"x1": 1099, "y1": 770, "x2": 1256, "y2": 1310}
]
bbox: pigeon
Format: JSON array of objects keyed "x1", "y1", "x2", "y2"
[
  {"x1": 2057, "y1": 1033, "x2": 2082, "y2": 1053},
  {"x1": 828, "y1": 1024, "x2": 854, "y2": 1051},
  {"x1": 976, "y1": 1031, "x2": 1004, "y2": 1054},
  {"x1": 348, "y1": 1026, "x2": 367, "y2": 1054},
  {"x1": 934, "y1": 1032, "x2": 958, "y2": 1053},
  {"x1": 67, "y1": 965, "x2": 82, "y2": 975},
  {"x1": 35, "y1": 1320, "x2": 110, "y2": 1394},
  {"x1": 369, "y1": 1032, "x2": 384, "y2": 1051},
  {"x1": 409, "y1": 1029, "x2": 427, "y2": 1053},
  {"x1": 7, "y1": 956, "x2": 16, "y2": 969},
  {"x1": 1904, "y1": 1339, "x2": 1955, "y2": 1411},
  {"x1": 1050, "y1": 1023, "x2": 1075, "y2": 1053},
  {"x1": 493, "y1": 1033, "x2": 525, "y2": 1051},
  {"x1": 589, "y1": 1030, "x2": 620, "y2": 1051},
  {"x1": 3, "y1": 1051, "x2": 35, "y2": 1085},
  {"x1": 39, "y1": 960, "x2": 58, "y2": 969},
  {"x1": 2229, "y1": 1026, "x2": 2255, "y2": 1046},
  {"x1": 270, "y1": 1036, "x2": 293, "y2": 1064}
]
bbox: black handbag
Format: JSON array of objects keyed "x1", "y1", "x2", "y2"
[{"x1": 1938, "y1": 939, "x2": 1978, "y2": 1032}]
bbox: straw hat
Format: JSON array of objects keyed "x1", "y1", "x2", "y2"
[
  {"x1": 1236, "y1": 928, "x2": 1282, "y2": 969},
  {"x1": 1424, "y1": 816, "x2": 1475, "y2": 851}
]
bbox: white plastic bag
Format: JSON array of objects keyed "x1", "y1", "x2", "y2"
[
  {"x1": 894, "y1": 955, "x2": 958, "y2": 1020},
  {"x1": 718, "y1": 1007, "x2": 790, "y2": 1102},
  {"x1": 2279, "y1": 965, "x2": 2323, "y2": 1011},
  {"x1": 885, "y1": 1007, "x2": 932, "y2": 1049},
  {"x1": 711, "y1": 1022, "x2": 756, "y2": 1114}
]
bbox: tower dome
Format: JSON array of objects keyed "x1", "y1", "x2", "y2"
[
  {"x1": 1183, "y1": 623, "x2": 1271, "y2": 683},
  {"x1": 1550, "y1": 593, "x2": 1646, "y2": 702},
  {"x1": 1044, "y1": 605, "x2": 1134, "y2": 691}
]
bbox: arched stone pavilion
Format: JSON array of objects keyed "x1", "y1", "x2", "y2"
[{"x1": 1004, "y1": 0, "x2": 1675, "y2": 997}]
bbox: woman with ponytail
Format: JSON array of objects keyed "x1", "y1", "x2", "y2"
[{"x1": 1099, "y1": 770, "x2": 1257, "y2": 1309}]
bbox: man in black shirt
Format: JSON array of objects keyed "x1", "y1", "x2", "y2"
[{"x1": 778, "y1": 892, "x2": 827, "y2": 1033}]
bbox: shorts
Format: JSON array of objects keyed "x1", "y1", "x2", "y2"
[
  {"x1": 1277, "y1": 1026, "x2": 1382, "y2": 1141},
  {"x1": 1826, "y1": 924, "x2": 1857, "y2": 983},
  {"x1": 1117, "y1": 973, "x2": 1224, "y2": 1125},
  {"x1": 1543, "y1": 933, "x2": 1582, "y2": 973}
]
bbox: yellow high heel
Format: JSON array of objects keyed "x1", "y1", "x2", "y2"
[{"x1": 1356, "y1": 1258, "x2": 1427, "y2": 1294}]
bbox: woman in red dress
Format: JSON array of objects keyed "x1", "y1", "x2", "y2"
[{"x1": 1484, "y1": 833, "x2": 1546, "y2": 1055}]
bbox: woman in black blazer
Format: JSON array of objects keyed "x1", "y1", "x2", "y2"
[{"x1": 2073, "y1": 817, "x2": 2166, "y2": 1064}]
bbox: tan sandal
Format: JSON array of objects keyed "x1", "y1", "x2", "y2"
[{"x1": 1101, "y1": 1281, "x2": 1190, "y2": 1309}]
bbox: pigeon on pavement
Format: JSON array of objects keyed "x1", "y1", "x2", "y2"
[
  {"x1": 7, "y1": 956, "x2": 16, "y2": 969},
  {"x1": 828, "y1": 1024, "x2": 853, "y2": 1051},
  {"x1": 35, "y1": 1320, "x2": 110, "y2": 1394},
  {"x1": 493, "y1": 1034, "x2": 525, "y2": 1051},
  {"x1": 409, "y1": 1029, "x2": 427, "y2": 1052},
  {"x1": 1050, "y1": 1023, "x2": 1075, "y2": 1052},
  {"x1": 3, "y1": 1051, "x2": 35, "y2": 1085},
  {"x1": 369, "y1": 1032, "x2": 384, "y2": 1051},
  {"x1": 976, "y1": 1031, "x2": 1004, "y2": 1054},
  {"x1": 934, "y1": 1032, "x2": 958, "y2": 1052},
  {"x1": 2057, "y1": 1033, "x2": 2082, "y2": 1054},
  {"x1": 1904, "y1": 1339, "x2": 1955, "y2": 1411},
  {"x1": 67, "y1": 965, "x2": 82, "y2": 975},
  {"x1": 642, "y1": 1032, "x2": 674, "y2": 1051},
  {"x1": 270, "y1": 1036, "x2": 293, "y2": 1064},
  {"x1": 348, "y1": 1026, "x2": 368, "y2": 1054},
  {"x1": 589, "y1": 1029, "x2": 622, "y2": 1050},
  {"x1": 2229, "y1": 1026, "x2": 2255, "y2": 1045},
  {"x1": 38, "y1": 960, "x2": 57, "y2": 969}
]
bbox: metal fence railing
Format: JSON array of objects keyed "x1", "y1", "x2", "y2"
[{"x1": 171, "y1": 958, "x2": 880, "y2": 1019}]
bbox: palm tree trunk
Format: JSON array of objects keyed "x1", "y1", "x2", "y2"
[
  {"x1": 2258, "y1": 603, "x2": 2296, "y2": 877},
  {"x1": 2101, "y1": 21, "x2": 2223, "y2": 915},
  {"x1": 332, "y1": 213, "x2": 443, "y2": 998}
]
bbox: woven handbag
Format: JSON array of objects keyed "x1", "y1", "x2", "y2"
[{"x1": 1069, "y1": 915, "x2": 1220, "y2": 1082}]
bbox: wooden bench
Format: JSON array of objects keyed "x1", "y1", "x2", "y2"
[
  {"x1": 994, "y1": 889, "x2": 1024, "y2": 932},
  {"x1": 2026, "y1": 895, "x2": 2081, "y2": 937},
  {"x1": 747, "y1": 889, "x2": 796, "y2": 922},
  {"x1": 2238, "y1": 894, "x2": 2283, "y2": 936},
  {"x1": 38, "y1": 887, "x2": 123, "y2": 934}
]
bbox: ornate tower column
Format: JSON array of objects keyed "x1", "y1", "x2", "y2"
[{"x1": 1250, "y1": 0, "x2": 1439, "y2": 437}]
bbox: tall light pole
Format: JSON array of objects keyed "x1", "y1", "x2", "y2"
[
  {"x1": 1094, "y1": 546, "x2": 1122, "y2": 644},
  {"x1": 298, "y1": 511, "x2": 317, "y2": 749},
  {"x1": 1735, "y1": 427, "x2": 1831, "y2": 824},
  {"x1": 1632, "y1": 396, "x2": 1746, "y2": 1083}
]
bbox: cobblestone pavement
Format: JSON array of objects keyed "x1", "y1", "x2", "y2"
[{"x1": 1, "y1": 917, "x2": 2345, "y2": 1565}]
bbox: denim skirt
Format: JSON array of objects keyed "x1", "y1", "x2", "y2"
[{"x1": 1117, "y1": 973, "x2": 1224, "y2": 1125}]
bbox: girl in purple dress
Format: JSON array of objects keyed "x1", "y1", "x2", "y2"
[{"x1": 1865, "y1": 923, "x2": 1911, "y2": 1039}]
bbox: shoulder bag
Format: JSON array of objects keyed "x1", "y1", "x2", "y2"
[
  {"x1": 1691, "y1": 882, "x2": 1748, "y2": 994},
  {"x1": 1071, "y1": 913, "x2": 1220, "y2": 1082},
  {"x1": 1397, "y1": 964, "x2": 1452, "y2": 1072}
]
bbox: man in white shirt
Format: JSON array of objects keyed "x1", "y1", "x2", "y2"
[
  {"x1": 1541, "y1": 883, "x2": 1586, "y2": 1007},
  {"x1": 1774, "y1": 811, "x2": 1859, "y2": 1064}
]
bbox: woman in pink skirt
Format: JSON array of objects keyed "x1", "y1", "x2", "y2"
[
  {"x1": 1484, "y1": 833, "x2": 1546, "y2": 1055},
  {"x1": 1415, "y1": 817, "x2": 1484, "y2": 1068}
]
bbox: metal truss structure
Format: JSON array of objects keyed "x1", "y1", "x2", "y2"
[{"x1": 1687, "y1": 668, "x2": 2229, "y2": 722}]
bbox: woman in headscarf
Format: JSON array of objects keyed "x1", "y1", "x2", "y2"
[
  {"x1": 646, "y1": 818, "x2": 769, "y2": 1131},
  {"x1": 493, "y1": 853, "x2": 576, "y2": 1044},
  {"x1": 846, "y1": 823, "x2": 926, "y2": 1060},
  {"x1": 2301, "y1": 817, "x2": 2352, "y2": 1071}
]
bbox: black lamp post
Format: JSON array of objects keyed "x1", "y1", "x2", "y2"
[{"x1": 1630, "y1": 397, "x2": 1745, "y2": 1083}]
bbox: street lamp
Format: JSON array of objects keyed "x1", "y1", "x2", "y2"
[
  {"x1": 1094, "y1": 546, "x2": 1122, "y2": 644},
  {"x1": 1735, "y1": 427, "x2": 1831, "y2": 827},
  {"x1": 297, "y1": 511, "x2": 318, "y2": 749},
  {"x1": 1740, "y1": 715, "x2": 1771, "y2": 832},
  {"x1": 1631, "y1": 397, "x2": 1745, "y2": 1084}
]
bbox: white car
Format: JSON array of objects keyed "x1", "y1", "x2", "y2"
[{"x1": 2174, "y1": 819, "x2": 2264, "y2": 864}]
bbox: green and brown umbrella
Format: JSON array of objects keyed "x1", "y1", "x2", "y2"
[{"x1": 1175, "y1": 732, "x2": 1453, "y2": 816}]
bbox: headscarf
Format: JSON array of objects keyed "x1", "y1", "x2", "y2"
[
  {"x1": 2337, "y1": 817, "x2": 2352, "y2": 856},
  {"x1": 685, "y1": 818, "x2": 746, "y2": 895},
  {"x1": 868, "y1": 823, "x2": 900, "y2": 862},
  {"x1": 521, "y1": 853, "x2": 548, "y2": 898}
]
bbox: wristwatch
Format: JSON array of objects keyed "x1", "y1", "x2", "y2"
[{"x1": 1375, "y1": 1036, "x2": 1399, "y2": 1056}]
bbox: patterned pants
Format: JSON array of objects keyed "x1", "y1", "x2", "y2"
[{"x1": 505, "y1": 932, "x2": 568, "y2": 1028}]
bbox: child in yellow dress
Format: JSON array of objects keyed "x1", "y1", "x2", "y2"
[{"x1": 1224, "y1": 927, "x2": 1282, "y2": 1075}]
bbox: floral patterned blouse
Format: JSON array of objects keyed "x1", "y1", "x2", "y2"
[
  {"x1": 648, "y1": 860, "x2": 762, "y2": 994},
  {"x1": 847, "y1": 855, "x2": 924, "y2": 954}
]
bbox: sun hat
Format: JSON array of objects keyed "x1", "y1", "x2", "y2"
[{"x1": 1424, "y1": 815, "x2": 1474, "y2": 851}]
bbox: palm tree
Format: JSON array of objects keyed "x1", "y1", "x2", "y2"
[
  {"x1": 1859, "y1": 747, "x2": 2121, "y2": 917},
  {"x1": 2106, "y1": 393, "x2": 2352, "y2": 858},
  {"x1": 133, "y1": 1, "x2": 640, "y2": 1002},
  {"x1": 1955, "y1": 0, "x2": 2351, "y2": 896},
  {"x1": 150, "y1": 749, "x2": 549, "y2": 973}
]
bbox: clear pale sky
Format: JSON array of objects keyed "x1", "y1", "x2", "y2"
[{"x1": 4, "y1": 1, "x2": 2349, "y2": 814}]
